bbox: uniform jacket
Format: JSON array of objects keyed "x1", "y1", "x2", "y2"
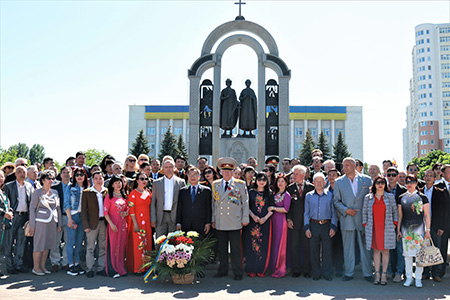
[{"x1": 211, "y1": 177, "x2": 249, "y2": 231}]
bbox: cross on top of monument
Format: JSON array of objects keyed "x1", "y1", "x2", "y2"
[{"x1": 235, "y1": 0, "x2": 246, "y2": 20}]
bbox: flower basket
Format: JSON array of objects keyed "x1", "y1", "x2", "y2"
[
  {"x1": 172, "y1": 272, "x2": 194, "y2": 284},
  {"x1": 142, "y1": 231, "x2": 216, "y2": 283}
]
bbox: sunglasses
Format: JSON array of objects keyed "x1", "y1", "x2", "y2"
[
  {"x1": 139, "y1": 158, "x2": 148, "y2": 161},
  {"x1": 405, "y1": 180, "x2": 417, "y2": 184},
  {"x1": 47, "y1": 177, "x2": 55, "y2": 181},
  {"x1": 19, "y1": 163, "x2": 28, "y2": 167},
  {"x1": 262, "y1": 169, "x2": 269, "y2": 172},
  {"x1": 75, "y1": 173, "x2": 85, "y2": 177},
  {"x1": 375, "y1": 181, "x2": 385, "y2": 185},
  {"x1": 408, "y1": 169, "x2": 418, "y2": 172},
  {"x1": 257, "y1": 178, "x2": 268, "y2": 182},
  {"x1": 138, "y1": 177, "x2": 149, "y2": 181},
  {"x1": 4, "y1": 166, "x2": 13, "y2": 169},
  {"x1": 204, "y1": 170, "x2": 213, "y2": 175},
  {"x1": 386, "y1": 173, "x2": 398, "y2": 177},
  {"x1": 128, "y1": 159, "x2": 136, "y2": 162}
]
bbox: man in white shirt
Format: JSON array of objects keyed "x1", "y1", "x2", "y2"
[{"x1": 151, "y1": 158, "x2": 186, "y2": 237}]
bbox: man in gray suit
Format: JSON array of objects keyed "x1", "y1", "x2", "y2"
[
  {"x1": 150, "y1": 158, "x2": 186, "y2": 237},
  {"x1": 333, "y1": 157, "x2": 373, "y2": 282},
  {"x1": 3, "y1": 166, "x2": 34, "y2": 274}
]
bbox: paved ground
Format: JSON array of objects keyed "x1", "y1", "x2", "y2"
[{"x1": 1, "y1": 262, "x2": 449, "y2": 300}]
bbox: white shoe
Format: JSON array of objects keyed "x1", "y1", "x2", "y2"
[
  {"x1": 415, "y1": 279, "x2": 423, "y2": 288},
  {"x1": 32, "y1": 269, "x2": 45, "y2": 276},
  {"x1": 403, "y1": 277, "x2": 413, "y2": 287}
]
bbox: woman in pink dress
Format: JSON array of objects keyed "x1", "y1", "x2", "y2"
[
  {"x1": 268, "y1": 174, "x2": 291, "y2": 278},
  {"x1": 104, "y1": 175, "x2": 129, "y2": 278}
]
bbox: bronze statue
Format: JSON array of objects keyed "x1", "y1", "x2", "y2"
[
  {"x1": 219, "y1": 78, "x2": 239, "y2": 137},
  {"x1": 238, "y1": 79, "x2": 257, "y2": 137}
]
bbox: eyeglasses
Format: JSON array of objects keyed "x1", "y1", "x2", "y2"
[
  {"x1": 262, "y1": 169, "x2": 269, "y2": 172},
  {"x1": 138, "y1": 177, "x2": 148, "y2": 181},
  {"x1": 375, "y1": 181, "x2": 385, "y2": 185},
  {"x1": 75, "y1": 173, "x2": 85, "y2": 177},
  {"x1": 257, "y1": 178, "x2": 268, "y2": 182},
  {"x1": 408, "y1": 168, "x2": 418, "y2": 172},
  {"x1": 47, "y1": 177, "x2": 55, "y2": 181},
  {"x1": 139, "y1": 158, "x2": 148, "y2": 161},
  {"x1": 4, "y1": 166, "x2": 13, "y2": 169},
  {"x1": 19, "y1": 163, "x2": 27, "y2": 167},
  {"x1": 128, "y1": 159, "x2": 136, "y2": 163},
  {"x1": 386, "y1": 173, "x2": 398, "y2": 177},
  {"x1": 405, "y1": 180, "x2": 417, "y2": 184},
  {"x1": 204, "y1": 170, "x2": 213, "y2": 175}
]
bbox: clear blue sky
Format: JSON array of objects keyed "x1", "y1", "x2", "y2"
[{"x1": 1, "y1": 0, "x2": 448, "y2": 169}]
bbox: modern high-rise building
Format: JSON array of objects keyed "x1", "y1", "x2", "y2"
[{"x1": 403, "y1": 23, "x2": 450, "y2": 167}]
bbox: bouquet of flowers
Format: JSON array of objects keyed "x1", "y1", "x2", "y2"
[{"x1": 143, "y1": 231, "x2": 215, "y2": 283}]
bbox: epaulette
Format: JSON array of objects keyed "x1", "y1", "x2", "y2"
[{"x1": 234, "y1": 179, "x2": 245, "y2": 184}]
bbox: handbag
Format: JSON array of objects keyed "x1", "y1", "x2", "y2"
[{"x1": 416, "y1": 237, "x2": 444, "y2": 267}]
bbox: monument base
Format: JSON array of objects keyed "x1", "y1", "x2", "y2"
[{"x1": 219, "y1": 137, "x2": 258, "y2": 165}]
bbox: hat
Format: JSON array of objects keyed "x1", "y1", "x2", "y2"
[
  {"x1": 265, "y1": 156, "x2": 279, "y2": 165},
  {"x1": 1, "y1": 162, "x2": 15, "y2": 172},
  {"x1": 217, "y1": 157, "x2": 237, "y2": 170}
]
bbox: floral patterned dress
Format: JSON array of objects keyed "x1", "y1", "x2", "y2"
[
  {"x1": 398, "y1": 191, "x2": 429, "y2": 256},
  {"x1": 244, "y1": 189, "x2": 274, "y2": 275},
  {"x1": 104, "y1": 195, "x2": 129, "y2": 276}
]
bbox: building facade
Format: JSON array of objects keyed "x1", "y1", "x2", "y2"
[
  {"x1": 129, "y1": 105, "x2": 363, "y2": 164},
  {"x1": 404, "y1": 23, "x2": 450, "y2": 166}
]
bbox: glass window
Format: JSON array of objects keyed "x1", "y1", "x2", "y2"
[
  {"x1": 431, "y1": 140, "x2": 435, "y2": 145},
  {"x1": 421, "y1": 149, "x2": 426, "y2": 155},
  {"x1": 147, "y1": 127, "x2": 156, "y2": 135},
  {"x1": 323, "y1": 128, "x2": 330, "y2": 136},
  {"x1": 430, "y1": 130, "x2": 434, "y2": 135},
  {"x1": 295, "y1": 128, "x2": 303, "y2": 136},
  {"x1": 336, "y1": 128, "x2": 343, "y2": 136},
  {"x1": 161, "y1": 127, "x2": 167, "y2": 135},
  {"x1": 174, "y1": 127, "x2": 182, "y2": 136},
  {"x1": 430, "y1": 121, "x2": 433, "y2": 125},
  {"x1": 310, "y1": 128, "x2": 317, "y2": 136}
]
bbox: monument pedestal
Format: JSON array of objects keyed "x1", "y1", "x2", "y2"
[{"x1": 219, "y1": 137, "x2": 257, "y2": 165}]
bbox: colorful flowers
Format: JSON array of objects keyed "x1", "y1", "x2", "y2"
[{"x1": 156, "y1": 231, "x2": 195, "y2": 269}]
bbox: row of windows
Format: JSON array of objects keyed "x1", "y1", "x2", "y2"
[
  {"x1": 443, "y1": 82, "x2": 450, "y2": 88},
  {"x1": 420, "y1": 130, "x2": 435, "y2": 136},
  {"x1": 442, "y1": 55, "x2": 450, "y2": 60},
  {"x1": 419, "y1": 121, "x2": 434, "y2": 126},
  {"x1": 445, "y1": 120, "x2": 450, "y2": 125},
  {"x1": 416, "y1": 39, "x2": 430, "y2": 45},
  {"x1": 419, "y1": 112, "x2": 433, "y2": 117},
  {"x1": 441, "y1": 37, "x2": 450, "y2": 43},
  {"x1": 445, "y1": 129, "x2": 450, "y2": 135},
  {"x1": 440, "y1": 27, "x2": 450, "y2": 33},
  {"x1": 443, "y1": 73, "x2": 450, "y2": 79},
  {"x1": 417, "y1": 57, "x2": 431, "y2": 63},
  {"x1": 444, "y1": 101, "x2": 450, "y2": 108},
  {"x1": 147, "y1": 127, "x2": 184, "y2": 136},
  {"x1": 442, "y1": 45, "x2": 450, "y2": 51},
  {"x1": 444, "y1": 111, "x2": 450, "y2": 115},
  {"x1": 294, "y1": 128, "x2": 340, "y2": 137},
  {"x1": 417, "y1": 66, "x2": 431, "y2": 72},
  {"x1": 444, "y1": 91, "x2": 450, "y2": 97},
  {"x1": 418, "y1": 93, "x2": 433, "y2": 99},
  {"x1": 420, "y1": 139, "x2": 435, "y2": 145},
  {"x1": 418, "y1": 102, "x2": 433, "y2": 108},
  {"x1": 418, "y1": 75, "x2": 432, "y2": 81},
  {"x1": 416, "y1": 48, "x2": 431, "y2": 54},
  {"x1": 443, "y1": 64, "x2": 450, "y2": 70},
  {"x1": 416, "y1": 29, "x2": 430, "y2": 36}
]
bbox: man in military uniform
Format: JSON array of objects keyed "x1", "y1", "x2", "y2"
[{"x1": 211, "y1": 157, "x2": 249, "y2": 281}]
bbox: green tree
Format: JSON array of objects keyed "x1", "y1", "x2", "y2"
[
  {"x1": 130, "y1": 129, "x2": 151, "y2": 157},
  {"x1": 411, "y1": 149, "x2": 450, "y2": 179},
  {"x1": 298, "y1": 129, "x2": 315, "y2": 166},
  {"x1": 317, "y1": 130, "x2": 331, "y2": 160},
  {"x1": 158, "y1": 126, "x2": 179, "y2": 162},
  {"x1": 29, "y1": 144, "x2": 45, "y2": 164},
  {"x1": 8, "y1": 143, "x2": 29, "y2": 159},
  {"x1": 176, "y1": 134, "x2": 188, "y2": 160},
  {"x1": 332, "y1": 131, "x2": 351, "y2": 165},
  {"x1": 85, "y1": 149, "x2": 108, "y2": 166},
  {"x1": 0, "y1": 147, "x2": 18, "y2": 166}
]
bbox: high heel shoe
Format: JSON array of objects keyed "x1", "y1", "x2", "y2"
[
  {"x1": 380, "y1": 272, "x2": 387, "y2": 286},
  {"x1": 373, "y1": 271, "x2": 380, "y2": 285}
]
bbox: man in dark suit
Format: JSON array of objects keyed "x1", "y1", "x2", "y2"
[
  {"x1": 49, "y1": 166, "x2": 72, "y2": 272},
  {"x1": 287, "y1": 164, "x2": 315, "y2": 278},
  {"x1": 175, "y1": 155, "x2": 187, "y2": 180},
  {"x1": 3, "y1": 166, "x2": 34, "y2": 274},
  {"x1": 5, "y1": 158, "x2": 28, "y2": 184},
  {"x1": 75, "y1": 151, "x2": 91, "y2": 178},
  {"x1": 176, "y1": 167, "x2": 212, "y2": 238}
]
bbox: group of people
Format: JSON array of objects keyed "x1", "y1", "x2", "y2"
[{"x1": 0, "y1": 150, "x2": 448, "y2": 289}]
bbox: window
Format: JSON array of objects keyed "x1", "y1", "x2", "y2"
[
  {"x1": 429, "y1": 75, "x2": 432, "y2": 79},
  {"x1": 161, "y1": 127, "x2": 167, "y2": 135},
  {"x1": 421, "y1": 149, "x2": 427, "y2": 155},
  {"x1": 420, "y1": 121, "x2": 428, "y2": 126},
  {"x1": 430, "y1": 121, "x2": 434, "y2": 125},
  {"x1": 147, "y1": 127, "x2": 155, "y2": 135},
  {"x1": 295, "y1": 143, "x2": 301, "y2": 151},
  {"x1": 419, "y1": 112, "x2": 427, "y2": 117},
  {"x1": 443, "y1": 91, "x2": 450, "y2": 97},
  {"x1": 417, "y1": 57, "x2": 425, "y2": 63},
  {"x1": 444, "y1": 111, "x2": 450, "y2": 116},
  {"x1": 443, "y1": 82, "x2": 450, "y2": 88},
  {"x1": 443, "y1": 73, "x2": 450, "y2": 79},
  {"x1": 149, "y1": 143, "x2": 155, "y2": 150},
  {"x1": 310, "y1": 128, "x2": 317, "y2": 136},
  {"x1": 429, "y1": 84, "x2": 432, "y2": 88},
  {"x1": 420, "y1": 130, "x2": 428, "y2": 136},
  {"x1": 441, "y1": 37, "x2": 450, "y2": 42},
  {"x1": 444, "y1": 101, "x2": 450, "y2": 108},
  {"x1": 431, "y1": 140, "x2": 435, "y2": 145},
  {"x1": 295, "y1": 128, "x2": 303, "y2": 136},
  {"x1": 419, "y1": 94, "x2": 427, "y2": 99},
  {"x1": 442, "y1": 45, "x2": 450, "y2": 51},
  {"x1": 323, "y1": 128, "x2": 330, "y2": 136},
  {"x1": 426, "y1": 30, "x2": 429, "y2": 34},
  {"x1": 440, "y1": 27, "x2": 450, "y2": 33},
  {"x1": 430, "y1": 130, "x2": 434, "y2": 135},
  {"x1": 443, "y1": 64, "x2": 450, "y2": 70},
  {"x1": 174, "y1": 127, "x2": 182, "y2": 135},
  {"x1": 336, "y1": 128, "x2": 343, "y2": 136},
  {"x1": 420, "y1": 140, "x2": 428, "y2": 145},
  {"x1": 430, "y1": 112, "x2": 433, "y2": 116},
  {"x1": 442, "y1": 55, "x2": 450, "y2": 60},
  {"x1": 444, "y1": 120, "x2": 450, "y2": 125},
  {"x1": 428, "y1": 66, "x2": 431, "y2": 70},
  {"x1": 428, "y1": 57, "x2": 431, "y2": 61},
  {"x1": 445, "y1": 129, "x2": 450, "y2": 135}
]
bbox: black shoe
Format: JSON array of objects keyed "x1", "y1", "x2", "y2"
[
  {"x1": 16, "y1": 266, "x2": 28, "y2": 273},
  {"x1": 67, "y1": 265, "x2": 79, "y2": 276},
  {"x1": 234, "y1": 275, "x2": 243, "y2": 281},
  {"x1": 213, "y1": 273, "x2": 227, "y2": 278},
  {"x1": 304, "y1": 273, "x2": 311, "y2": 278},
  {"x1": 87, "y1": 271, "x2": 94, "y2": 278},
  {"x1": 324, "y1": 276, "x2": 332, "y2": 281},
  {"x1": 342, "y1": 276, "x2": 353, "y2": 281},
  {"x1": 364, "y1": 276, "x2": 374, "y2": 282},
  {"x1": 292, "y1": 272, "x2": 301, "y2": 278},
  {"x1": 97, "y1": 270, "x2": 107, "y2": 276},
  {"x1": 7, "y1": 268, "x2": 18, "y2": 274},
  {"x1": 313, "y1": 276, "x2": 320, "y2": 281},
  {"x1": 75, "y1": 265, "x2": 85, "y2": 275}
]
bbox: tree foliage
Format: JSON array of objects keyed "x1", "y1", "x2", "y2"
[
  {"x1": 8, "y1": 143, "x2": 29, "y2": 159},
  {"x1": 298, "y1": 129, "x2": 315, "y2": 166},
  {"x1": 317, "y1": 130, "x2": 331, "y2": 161},
  {"x1": 332, "y1": 131, "x2": 351, "y2": 164},
  {"x1": 0, "y1": 147, "x2": 18, "y2": 166},
  {"x1": 130, "y1": 129, "x2": 151, "y2": 157},
  {"x1": 29, "y1": 144, "x2": 45, "y2": 164},
  {"x1": 158, "y1": 126, "x2": 178, "y2": 162},
  {"x1": 176, "y1": 134, "x2": 188, "y2": 160},
  {"x1": 411, "y1": 150, "x2": 450, "y2": 179},
  {"x1": 85, "y1": 149, "x2": 108, "y2": 166}
]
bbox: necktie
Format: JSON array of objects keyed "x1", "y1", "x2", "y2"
[
  {"x1": 225, "y1": 181, "x2": 229, "y2": 193},
  {"x1": 298, "y1": 184, "x2": 303, "y2": 197},
  {"x1": 191, "y1": 186, "x2": 196, "y2": 203}
]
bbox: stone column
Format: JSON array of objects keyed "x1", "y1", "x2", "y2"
[
  {"x1": 257, "y1": 57, "x2": 265, "y2": 167},
  {"x1": 331, "y1": 119, "x2": 336, "y2": 145},
  {"x1": 155, "y1": 119, "x2": 160, "y2": 156},
  {"x1": 290, "y1": 119, "x2": 295, "y2": 158},
  {"x1": 212, "y1": 60, "x2": 221, "y2": 166},
  {"x1": 278, "y1": 76, "x2": 290, "y2": 164},
  {"x1": 188, "y1": 76, "x2": 201, "y2": 165}
]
